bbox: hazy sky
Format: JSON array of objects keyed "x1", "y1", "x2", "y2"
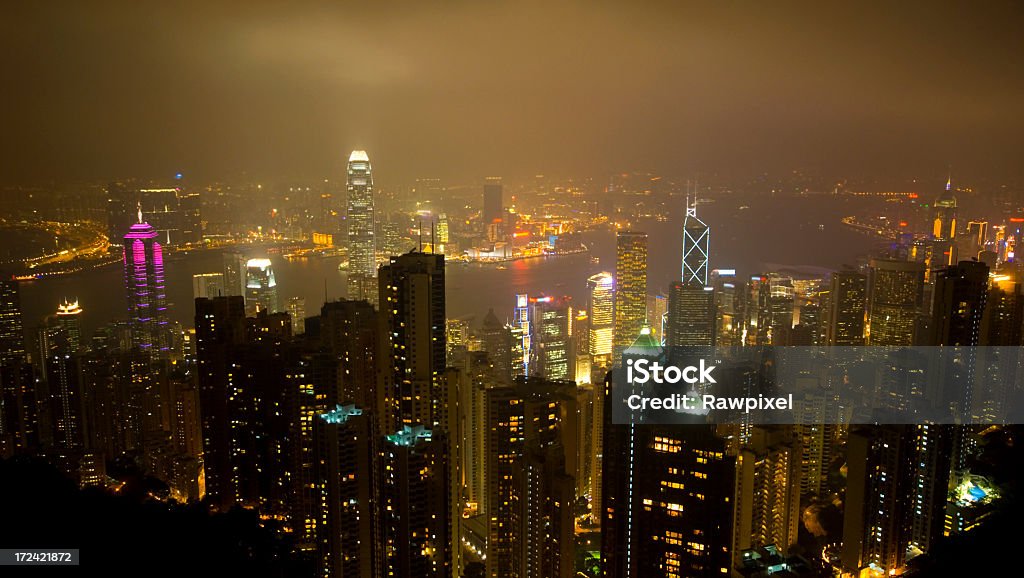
[{"x1": 2, "y1": 1, "x2": 1022, "y2": 186}]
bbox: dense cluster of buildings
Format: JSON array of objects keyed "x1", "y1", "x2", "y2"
[{"x1": 0, "y1": 160, "x2": 1018, "y2": 577}]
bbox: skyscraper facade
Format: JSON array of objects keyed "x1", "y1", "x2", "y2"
[
  {"x1": 681, "y1": 199, "x2": 710, "y2": 286},
  {"x1": 0, "y1": 279, "x2": 25, "y2": 363},
  {"x1": 377, "y1": 251, "x2": 446, "y2": 432},
  {"x1": 485, "y1": 176, "x2": 505, "y2": 230},
  {"x1": 346, "y1": 150, "x2": 376, "y2": 303},
  {"x1": 613, "y1": 232, "x2": 648, "y2": 358},
  {"x1": 55, "y1": 299, "x2": 83, "y2": 353},
  {"x1": 245, "y1": 258, "x2": 279, "y2": 316},
  {"x1": 587, "y1": 272, "x2": 614, "y2": 365},
  {"x1": 867, "y1": 259, "x2": 925, "y2": 346},
  {"x1": 825, "y1": 270, "x2": 867, "y2": 345},
  {"x1": 123, "y1": 217, "x2": 170, "y2": 354}
]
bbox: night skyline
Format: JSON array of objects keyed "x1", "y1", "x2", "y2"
[{"x1": 3, "y1": 1, "x2": 1024, "y2": 186}]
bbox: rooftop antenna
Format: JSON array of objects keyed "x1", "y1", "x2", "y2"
[{"x1": 137, "y1": 201, "x2": 143, "y2": 224}]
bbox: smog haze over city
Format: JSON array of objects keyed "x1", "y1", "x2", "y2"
[
  {"x1": 2, "y1": 2, "x2": 1024, "y2": 578},
  {"x1": 3, "y1": 1, "x2": 1024, "y2": 186}
]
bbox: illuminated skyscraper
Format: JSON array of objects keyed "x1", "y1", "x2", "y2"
[
  {"x1": 377, "y1": 251, "x2": 446, "y2": 432},
  {"x1": 245, "y1": 258, "x2": 279, "y2": 316},
  {"x1": 123, "y1": 214, "x2": 170, "y2": 354},
  {"x1": 825, "y1": 270, "x2": 866, "y2": 345},
  {"x1": 732, "y1": 426, "x2": 801, "y2": 570},
  {"x1": 346, "y1": 150, "x2": 376, "y2": 303},
  {"x1": 485, "y1": 376, "x2": 577, "y2": 578},
  {"x1": 529, "y1": 296, "x2": 572, "y2": 381},
  {"x1": 512, "y1": 294, "x2": 531, "y2": 376},
  {"x1": 314, "y1": 404, "x2": 377, "y2": 578},
  {"x1": 681, "y1": 197, "x2": 710, "y2": 286},
  {"x1": 666, "y1": 201, "x2": 715, "y2": 347},
  {"x1": 613, "y1": 231, "x2": 648, "y2": 357},
  {"x1": 382, "y1": 425, "x2": 451, "y2": 578},
  {"x1": 222, "y1": 250, "x2": 246, "y2": 296},
  {"x1": 666, "y1": 282, "x2": 716, "y2": 347},
  {"x1": 867, "y1": 259, "x2": 925, "y2": 346},
  {"x1": 932, "y1": 177, "x2": 958, "y2": 240},
  {"x1": 587, "y1": 273, "x2": 614, "y2": 365},
  {"x1": 55, "y1": 299, "x2": 83, "y2": 353},
  {"x1": 0, "y1": 279, "x2": 25, "y2": 363},
  {"x1": 286, "y1": 296, "x2": 306, "y2": 335}
]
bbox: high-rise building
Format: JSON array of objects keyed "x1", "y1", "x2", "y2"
[
  {"x1": 711, "y1": 269, "x2": 740, "y2": 345},
  {"x1": 55, "y1": 299, "x2": 83, "y2": 352},
  {"x1": 0, "y1": 279, "x2": 25, "y2": 363},
  {"x1": 222, "y1": 250, "x2": 246, "y2": 297},
  {"x1": 346, "y1": 150, "x2": 376, "y2": 303},
  {"x1": 588, "y1": 273, "x2": 615, "y2": 366},
  {"x1": 512, "y1": 294, "x2": 531, "y2": 377},
  {"x1": 319, "y1": 299, "x2": 379, "y2": 408},
  {"x1": 732, "y1": 426, "x2": 801, "y2": 570},
  {"x1": 681, "y1": 198, "x2": 710, "y2": 286},
  {"x1": 867, "y1": 259, "x2": 925, "y2": 346},
  {"x1": 530, "y1": 296, "x2": 572, "y2": 381},
  {"x1": 932, "y1": 260, "x2": 988, "y2": 347},
  {"x1": 314, "y1": 404, "x2": 377, "y2": 578},
  {"x1": 245, "y1": 258, "x2": 279, "y2": 316},
  {"x1": 382, "y1": 425, "x2": 451, "y2": 578},
  {"x1": 287, "y1": 296, "x2": 306, "y2": 335},
  {"x1": 484, "y1": 376, "x2": 577, "y2": 578},
  {"x1": 666, "y1": 282, "x2": 716, "y2": 347},
  {"x1": 377, "y1": 251, "x2": 447, "y2": 433},
  {"x1": 646, "y1": 293, "x2": 669, "y2": 345},
  {"x1": 932, "y1": 177, "x2": 958, "y2": 240},
  {"x1": 842, "y1": 424, "x2": 953, "y2": 576},
  {"x1": 602, "y1": 330, "x2": 735, "y2": 578},
  {"x1": 745, "y1": 275, "x2": 772, "y2": 346},
  {"x1": 613, "y1": 232, "x2": 648, "y2": 357},
  {"x1": 825, "y1": 270, "x2": 867, "y2": 345},
  {"x1": 483, "y1": 177, "x2": 503, "y2": 227},
  {"x1": 0, "y1": 278, "x2": 34, "y2": 457},
  {"x1": 480, "y1": 309, "x2": 512, "y2": 384},
  {"x1": 192, "y1": 272, "x2": 226, "y2": 300},
  {"x1": 123, "y1": 215, "x2": 170, "y2": 354},
  {"x1": 194, "y1": 295, "x2": 247, "y2": 509}
]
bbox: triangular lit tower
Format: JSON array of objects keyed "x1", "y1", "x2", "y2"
[
  {"x1": 666, "y1": 195, "x2": 715, "y2": 346},
  {"x1": 123, "y1": 206, "x2": 170, "y2": 355}
]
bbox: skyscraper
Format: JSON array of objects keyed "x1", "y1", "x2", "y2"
[
  {"x1": 529, "y1": 296, "x2": 572, "y2": 381},
  {"x1": 192, "y1": 272, "x2": 226, "y2": 300},
  {"x1": 55, "y1": 299, "x2": 83, "y2": 353},
  {"x1": 382, "y1": 425, "x2": 451, "y2": 578},
  {"x1": 681, "y1": 197, "x2": 710, "y2": 286},
  {"x1": 933, "y1": 177, "x2": 958, "y2": 240},
  {"x1": 666, "y1": 282, "x2": 716, "y2": 347},
  {"x1": 245, "y1": 258, "x2": 278, "y2": 316},
  {"x1": 346, "y1": 150, "x2": 376, "y2": 303},
  {"x1": 732, "y1": 425, "x2": 801, "y2": 570},
  {"x1": 483, "y1": 177, "x2": 503, "y2": 227},
  {"x1": 123, "y1": 215, "x2": 170, "y2": 354},
  {"x1": 0, "y1": 279, "x2": 25, "y2": 363},
  {"x1": 286, "y1": 296, "x2": 306, "y2": 335},
  {"x1": 587, "y1": 272, "x2": 614, "y2": 366},
  {"x1": 377, "y1": 251, "x2": 446, "y2": 432},
  {"x1": 666, "y1": 200, "x2": 716, "y2": 347},
  {"x1": 825, "y1": 270, "x2": 867, "y2": 345},
  {"x1": 867, "y1": 259, "x2": 925, "y2": 346},
  {"x1": 613, "y1": 231, "x2": 648, "y2": 358},
  {"x1": 222, "y1": 250, "x2": 246, "y2": 297},
  {"x1": 314, "y1": 404, "x2": 377, "y2": 578},
  {"x1": 484, "y1": 376, "x2": 577, "y2": 578}
]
